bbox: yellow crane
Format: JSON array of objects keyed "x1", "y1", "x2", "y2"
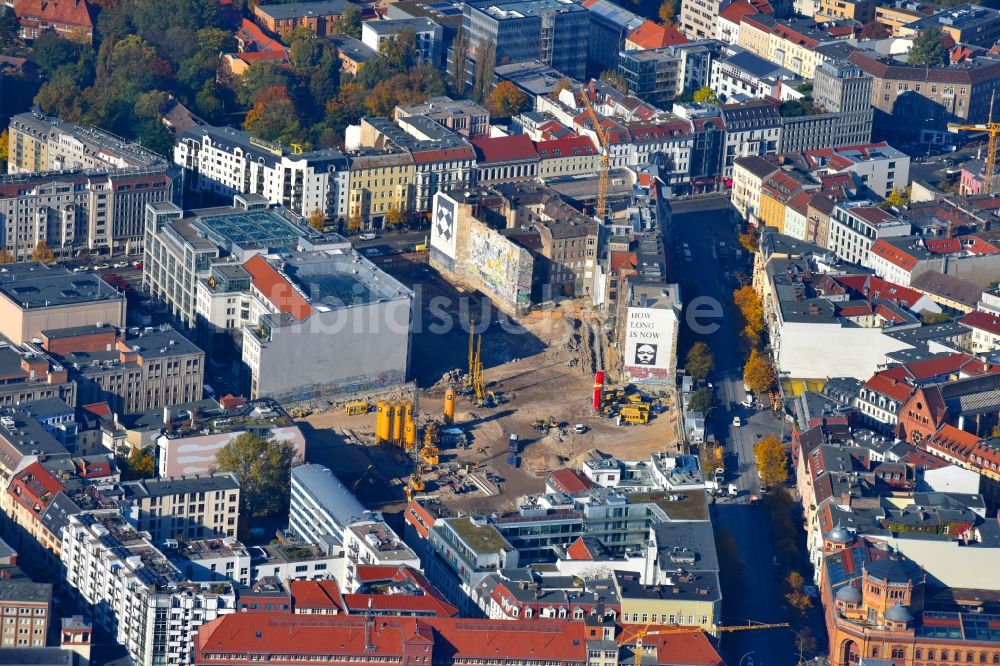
[
  {"x1": 619, "y1": 622, "x2": 790, "y2": 666},
  {"x1": 580, "y1": 87, "x2": 610, "y2": 220},
  {"x1": 948, "y1": 91, "x2": 1000, "y2": 194}
]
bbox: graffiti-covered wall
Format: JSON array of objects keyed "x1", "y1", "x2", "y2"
[{"x1": 463, "y1": 223, "x2": 533, "y2": 314}]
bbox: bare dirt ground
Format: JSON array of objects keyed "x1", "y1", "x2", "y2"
[{"x1": 298, "y1": 259, "x2": 681, "y2": 515}]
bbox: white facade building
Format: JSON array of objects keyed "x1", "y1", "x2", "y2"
[
  {"x1": 174, "y1": 125, "x2": 350, "y2": 221},
  {"x1": 289, "y1": 463, "x2": 371, "y2": 546},
  {"x1": 62, "y1": 511, "x2": 236, "y2": 666},
  {"x1": 827, "y1": 202, "x2": 912, "y2": 266}
]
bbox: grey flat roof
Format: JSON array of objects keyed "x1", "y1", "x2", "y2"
[
  {"x1": 0, "y1": 263, "x2": 123, "y2": 310},
  {"x1": 363, "y1": 17, "x2": 440, "y2": 34},
  {"x1": 330, "y1": 35, "x2": 381, "y2": 63},
  {"x1": 0, "y1": 648, "x2": 78, "y2": 665},
  {"x1": 0, "y1": 580, "x2": 51, "y2": 603},
  {"x1": 723, "y1": 49, "x2": 794, "y2": 79},
  {"x1": 652, "y1": 521, "x2": 720, "y2": 572},
  {"x1": 292, "y1": 463, "x2": 368, "y2": 529},
  {"x1": 121, "y1": 473, "x2": 240, "y2": 499},
  {"x1": 255, "y1": 0, "x2": 354, "y2": 20},
  {"x1": 122, "y1": 326, "x2": 203, "y2": 360}
]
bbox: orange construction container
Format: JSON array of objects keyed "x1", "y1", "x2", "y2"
[{"x1": 392, "y1": 402, "x2": 404, "y2": 445}]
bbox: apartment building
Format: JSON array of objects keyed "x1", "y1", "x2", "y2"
[
  {"x1": 816, "y1": 0, "x2": 876, "y2": 24},
  {"x1": 900, "y1": 4, "x2": 1000, "y2": 47},
  {"x1": 289, "y1": 464, "x2": 369, "y2": 546},
  {"x1": 119, "y1": 474, "x2": 240, "y2": 544},
  {"x1": 57, "y1": 325, "x2": 205, "y2": 416},
  {"x1": 709, "y1": 49, "x2": 795, "y2": 102},
  {"x1": 617, "y1": 48, "x2": 682, "y2": 105},
  {"x1": 342, "y1": 521, "x2": 420, "y2": 593},
  {"x1": 252, "y1": 0, "x2": 355, "y2": 37},
  {"x1": 143, "y1": 196, "x2": 318, "y2": 327},
  {"x1": 12, "y1": 0, "x2": 94, "y2": 43},
  {"x1": 174, "y1": 124, "x2": 349, "y2": 221},
  {"x1": 828, "y1": 202, "x2": 912, "y2": 265},
  {"x1": 394, "y1": 97, "x2": 491, "y2": 137},
  {"x1": 0, "y1": 342, "x2": 75, "y2": 408},
  {"x1": 679, "y1": 0, "x2": 723, "y2": 40},
  {"x1": 7, "y1": 112, "x2": 166, "y2": 175},
  {"x1": 460, "y1": 0, "x2": 590, "y2": 80},
  {"x1": 240, "y1": 249, "x2": 412, "y2": 400},
  {"x1": 584, "y1": 0, "x2": 645, "y2": 74},
  {"x1": 0, "y1": 567, "x2": 52, "y2": 649},
  {"x1": 345, "y1": 150, "x2": 415, "y2": 228},
  {"x1": 738, "y1": 14, "x2": 841, "y2": 78},
  {"x1": 874, "y1": 1, "x2": 941, "y2": 37},
  {"x1": 720, "y1": 101, "x2": 781, "y2": 177},
  {"x1": 355, "y1": 116, "x2": 475, "y2": 213},
  {"x1": 62, "y1": 511, "x2": 236, "y2": 666},
  {"x1": 0, "y1": 262, "x2": 125, "y2": 346},
  {"x1": 848, "y1": 49, "x2": 1000, "y2": 142},
  {"x1": 731, "y1": 156, "x2": 779, "y2": 224},
  {"x1": 361, "y1": 18, "x2": 443, "y2": 66},
  {"x1": 0, "y1": 167, "x2": 174, "y2": 259},
  {"x1": 470, "y1": 135, "x2": 539, "y2": 185}
]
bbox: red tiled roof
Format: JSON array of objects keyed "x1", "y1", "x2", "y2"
[
  {"x1": 863, "y1": 373, "x2": 913, "y2": 404},
  {"x1": 8, "y1": 462, "x2": 65, "y2": 511},
  {"x1": 471, "y1": 135, "x2": 538, "y2": 164},
  {"x1": 619, "y1": 625, "x2": 723, "y2": 666},
  {"x1": 243, "y1": 254, "x2": 315, "y2": 322},
  {"x1": 626, "y1": 20, "x2": 688, "y2": 49},
  {"x1": 547, "y1": 468, "x2": 595, "y2": 495},
  {"x1": 412, "y1": 145, "x2": 476, "y2": 164},
  {"x1": 197, "y1": 614, "x2": 590, "y2": 662},
  {"x1": 610, "y1": 251, "x2": 637, "y2": 273},
  {"x1": 868, "y1": 239, "x2": 917, "y2": 272},
  {"x1": 219, "y1": 394, "x2": 245, "y2": 410},
  {"x1": 81, "y1": 402, "x2": 112, "y2": 419},
  {"x1": 959, "y1": 310, "x2": 1000, "y2": 337},
  {"x1": 341, "y1": 593, "x2": 457, "y2": 617},
  {"x1": 237, "y1": 17, "x2": 286, "y2": 54},
  {"x1": 534, "y1": 136, "x2": 597, "y2": 159},
  {"x1": 833, "y1": 274, "x2": 925, "y2": 309},
  {"x1": 926, "y1": 424, "x2": 981, "y2": 458},
  {"x1": 13, "y1": 0, "x2": 92, "y2": 29},
  {"x1": 719, "y1": 0, "x2": 758, "y2": 24},
  {"x1": 566, "y1": 536, "x2": 595, "y2": 560},
  {"x1": 290, "y1": 579, "x2": 343, "y2": 612}
]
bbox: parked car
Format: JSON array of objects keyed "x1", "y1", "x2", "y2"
[
  {"x1": 113, "y1": 261, "x2": 129, "y2": 269},
  {"x1": 732, "y1": 416, "x2": 742, "y2": 427},
  {"x1": 358, "y1": 233, "x2": 377, "y2": 241},
  {"x1": 573, "y1": 424, "x2": 588, "y2": 434},
  {"x1": 93, "y1": 263, "x2": 110, "y2": 270}
]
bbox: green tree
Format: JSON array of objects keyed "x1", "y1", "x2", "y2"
[
  {"x1": 0, "y1": 249, "x2": 13, "y2": 264},
  {"x1": 754, "y1": 434, "x2": 788, "y2": 487},
  {"x1": 739, "y1": 227, "x2": 759, "y2": 254},
  {"x1": 734, "y1": 285, "x2": 765, "y2": 348},
  {"x1": 908, "y1": 27, "x2": 948, "y2": 67},
  {"x1": 486, "y1": 80, "x2": 528, "y2": 117},
  {"x1": 244, "y1": 86, "x2": 302, "y2": 144},
  {"x1": 685, "y1": 342, "x2": 714, "y2": 382},
  {"x1": 688, "y1": 388, "x2": 714, "y2": 415},
  {"x1": 331, "y1": 4, "x2": 362, "y2": 38},
  {"x1": 31, "y1": 240, "x2": 55, "y2": 264},
  {"x1": 385, "y1": 206, "x2": 408, "y2": 230},
  {"x1": 308, "y1": 208, "x2": 326, "y2": 231},
  {"x1": 471, "y1": 39, "x2": 496, "y2": 103},
  {"x1": 347, "y1": 214, "x2": 364, "y2": 234},
  {"x1": 880, "y1": 186, "x2": 911, "y2": 209},
  {"x1": 743, "y1": 349, "x2": 775, "y2": 393},
  {"x1": 599, "y1": 69, "x2": 628, "y2": 94},
  {"x1": 380, "y1": 29, "x2": 417, "y2": 71},
  {"x1": 692, "y1": 86, "x2": 719, "y2": 104},
  {"x1": 448, "y1": 25, "x2": 469, "y2": 96},
  {"x1": 123, "y1": 446, "x2": 156, "y2": 480},
  {"x1": 29, "y1": 32, "x2": 80, "y2": 76},
  {"x1": 213, "y1": 432, "x2": 297, "y2": 517},
  {"x1": 0, "y1": 6, "x2": 18, "y2": 53},
  {"x1": 658, "y1": 0, "x2": 676, "y2": 26}
]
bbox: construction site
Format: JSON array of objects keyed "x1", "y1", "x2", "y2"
[{"x1": 300, "y1": 258, "x2": 682, "y2": 516}]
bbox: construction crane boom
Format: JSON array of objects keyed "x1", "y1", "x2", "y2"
[
  {"x1": 618, "y1": 621, "x2": 790, "y2": 666},
  {"x1": 948, "y1": 91, "x2": 999, "y2": 195},
  {"x1": 580, "y1": 87, "x2": 610, "y2": 220}
]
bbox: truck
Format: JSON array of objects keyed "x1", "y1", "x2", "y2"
[{"x1": 728, "y1": 483, "x2": 738, "y2": 497}]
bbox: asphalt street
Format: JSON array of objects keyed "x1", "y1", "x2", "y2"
[{"x1": 667, "y1": 195, "x2": 796, "y2": 666}]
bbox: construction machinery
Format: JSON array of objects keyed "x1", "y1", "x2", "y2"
[
  {"x1": 420, "y1": 422, "x2": 440, "y2": 466},
  {"x1": 948, "y1": 91, "x2": 1000, "y2": 194},
  {"x1": 345, "y1": 401, "x2": 369, "y2": 416},
  {"x1": 580, "y1": 86, "x2": 610, "y2": 220},
  {"x1": 620, "y1": 404, "x2": 650, "y2": 425}
]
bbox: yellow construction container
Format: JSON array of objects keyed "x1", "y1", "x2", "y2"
[
  {"x1": 403, "y1": 413, "x2": 416, "y2": 451},
  {"x1": 620, "y1": 406, "x2": 650, "y2": 425},
  {"x1": 392, "y1": 403, "x2": 404, "y2": 445},
  {"x1": 346, "y1": 401, "x2": 369, "y2": 416},
  {"x1": 443, "y1": 387, "x2": 456, "y2": 424},
  {"x1": 375, "y1": 402, "x2": 390, "y2": 443}
]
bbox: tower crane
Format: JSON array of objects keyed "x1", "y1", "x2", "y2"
[
  {"x1": 580, "y1": 87, "x2": 610, "y2": 221},
  {"x1": 948, "y1": 91, "x2": 1000, "y2": 194},
  {"x1": 618, "y1": 622, "x2": 790, "y2": 666}
]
